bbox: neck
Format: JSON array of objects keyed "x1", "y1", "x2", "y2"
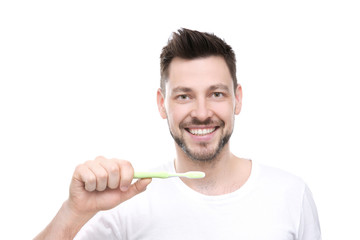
[{"x1": 174, "y1": 143, "x2": 251, "y2": 196}]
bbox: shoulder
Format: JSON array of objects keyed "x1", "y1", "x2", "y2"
[
  {"x1": 253, "y1": 161, "x2": 307, "y2": 196},
  {"x1": 256, "y1": 161, "x2": 305, "y2": 184}
]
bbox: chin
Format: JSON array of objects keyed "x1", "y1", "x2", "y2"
[{"x1": 182, "y1": 141, "x2": 227, "y2": 162}]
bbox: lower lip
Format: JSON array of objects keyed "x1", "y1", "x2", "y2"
[{"x1": 186, "y1": 128, "x2": 218, "y2": 142}]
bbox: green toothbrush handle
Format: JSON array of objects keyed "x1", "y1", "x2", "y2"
[{"x1": 133, "y1": 171, "x2": 170, "y2": 179}]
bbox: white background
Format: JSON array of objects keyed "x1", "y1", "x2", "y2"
[{"x1": 0, "y1": 0, "x2": 359, "y2": 239}]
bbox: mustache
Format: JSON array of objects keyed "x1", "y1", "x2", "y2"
[{"x1": 179, "y1": 118, "x2": 225, "y2": 129}]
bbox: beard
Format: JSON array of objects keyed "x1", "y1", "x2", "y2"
[{"x1": 168, "y1": 117, "x2": 233, "y2": 162}]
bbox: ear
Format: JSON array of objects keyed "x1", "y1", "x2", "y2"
[
  {"x1": 157, "y1": 88, "x2": 167, "y2": 119},
  {"x1": 234, "y1": 84, "x2": 242, "y2": 115}
]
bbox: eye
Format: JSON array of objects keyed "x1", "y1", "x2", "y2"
[
  {"x1": 177, "y1": 94, "x2": 190, "y2": 100},
  {"x1": 212, "y1": 92, "x2": 224, "y2": 98}
]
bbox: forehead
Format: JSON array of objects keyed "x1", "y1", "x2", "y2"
[{"x1": 166, "y1": 56, "x2": 233, "y2": 92}]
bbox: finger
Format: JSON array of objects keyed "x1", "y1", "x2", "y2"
[
  {"x1": 86, "y1": 161, "x2": 108, "y2": 191},
  {"x1": 134, "y1": 178, "x2": 152, "y2": 192},
  {"x1": 99, "y1": 159, "x2": 120, "y2": 189},
  {"x1": 116, "y1": 160, "x2": 134, "y2": 192},
  {"x1": 74, "y1": 164, "x2": 97, "y2": 192},
  {"x1": 94, "y1": 156, "x2": 106, "y2": 161},
  {"x1": 121, "y1": 178, "x2": 152, "y2": 201}
]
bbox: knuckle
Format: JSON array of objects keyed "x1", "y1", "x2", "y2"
[
  {"x1": 97, "y1": 172, "x2": 108, "y2": 181},
  {"x1": 107, "y1": 163, "x2": 119, "y2": 174},
  {"x1": 117, "y1": 159, "x2": 131, "y2": 167},
  {"x1": 134, "y1": 180, "x2": 142, "y2": 193},
  {"x1": 122, "y1": 162, "x2": 134, "y2": 173},
  {"x1": 113, "y1": 159, "x2": 134, "y2": 174},
  {"x1": 84, "y1": 177, "x2": 96, "y2": 191},
  {"x1": 74, "y1": 164, "x2": 84, "y2": 172},
  {"x1": 87, "y1": 175, "x2": 96, "y2": 184},
  {"x1": 84, "y1": 160, "x2": 95, "y2": 166},
  {"x1": 95, "y1": 156, "x2": 106, "y2": 161}
]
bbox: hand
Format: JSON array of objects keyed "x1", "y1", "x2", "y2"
[
  {"x1": 68, "y1": 156, "x2": 152, "y2": 215},
  {"x1": 34, "y1": 157, "x2": 151, "y2": 239}
]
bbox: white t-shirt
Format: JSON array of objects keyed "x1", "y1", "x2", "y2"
[{"x1": 75, "y1": 161, "x2": 321, "y2": 240}]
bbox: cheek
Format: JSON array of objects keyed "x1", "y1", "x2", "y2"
[
  {"x1": 212, "y1": 103, "x2": 234, "y2": 121},
  {"x1": 166, "y1": 104, "x2": 189, "y2": 127}
]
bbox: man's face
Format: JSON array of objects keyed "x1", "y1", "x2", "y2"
[{"x1": 157, "y1": 56, "x2": 242, "y2": 162}]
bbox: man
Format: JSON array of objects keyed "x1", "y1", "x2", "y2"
[{"x1": 35, "y1": 28, "x2": 321, "y2": 239}]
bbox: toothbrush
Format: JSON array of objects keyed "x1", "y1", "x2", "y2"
[{"x1": 133, "y1": 171, "x2": 205, "y2": 179}]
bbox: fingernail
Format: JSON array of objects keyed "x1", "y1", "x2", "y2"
[{"x1": 120, "y1": 186, "x2": 128, "y2": 192}]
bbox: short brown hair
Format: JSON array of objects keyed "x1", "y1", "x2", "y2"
[{"x1": 160, "y1": 28, "x2": 237, "y2": 94}]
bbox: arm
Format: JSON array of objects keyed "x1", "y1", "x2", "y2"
[
  {"x1": 34, "y1": 156, "x2": 152, "y2": 240},
  {"x1": 34, "y1": 200, "x2": 94, "y2": 240},
  {"x1": 298, "y1": 185, "x2": 322, "y2": 240}
]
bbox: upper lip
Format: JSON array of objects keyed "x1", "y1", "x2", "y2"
[
  {"x1": 185, "y1": 126, "x2": 218, "y2": 129},
  {"x1": 184, "y1": 126, "x2": 219, "y2": 134}
]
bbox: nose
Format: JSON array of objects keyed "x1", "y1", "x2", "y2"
[{"x1": 190, "y1": 98, "x2": 214, "y2": 121}]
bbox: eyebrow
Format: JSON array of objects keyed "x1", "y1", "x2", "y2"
[
  {"x1": 172, "y1": 86, "x2": 193, "y2": 94},
  {"x1": 171, "y1": 84, "x2": 231, "y2": 95},
  {"x1": 208, "y1": 84, "x2": 231, "y2": 93}
]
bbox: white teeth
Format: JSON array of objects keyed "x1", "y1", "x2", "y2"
[{"x1": 188, "y1": 128, "x2": 216, "y2": 136}]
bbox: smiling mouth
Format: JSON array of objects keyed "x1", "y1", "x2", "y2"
[{"x1": 185, "y1": 127, "x2": 218, "y2": 136}]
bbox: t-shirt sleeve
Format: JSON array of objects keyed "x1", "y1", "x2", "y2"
[{"x1": 297, "y1": 185, "x2": 322, "y2": 240}]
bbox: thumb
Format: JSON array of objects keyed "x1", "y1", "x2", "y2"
[
  {"x1": 134, "y1": 178, "x2": 152, "y2": 193},
  {"x1": 121, "y1": 178, "x2": 152, "y2": 201}
]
